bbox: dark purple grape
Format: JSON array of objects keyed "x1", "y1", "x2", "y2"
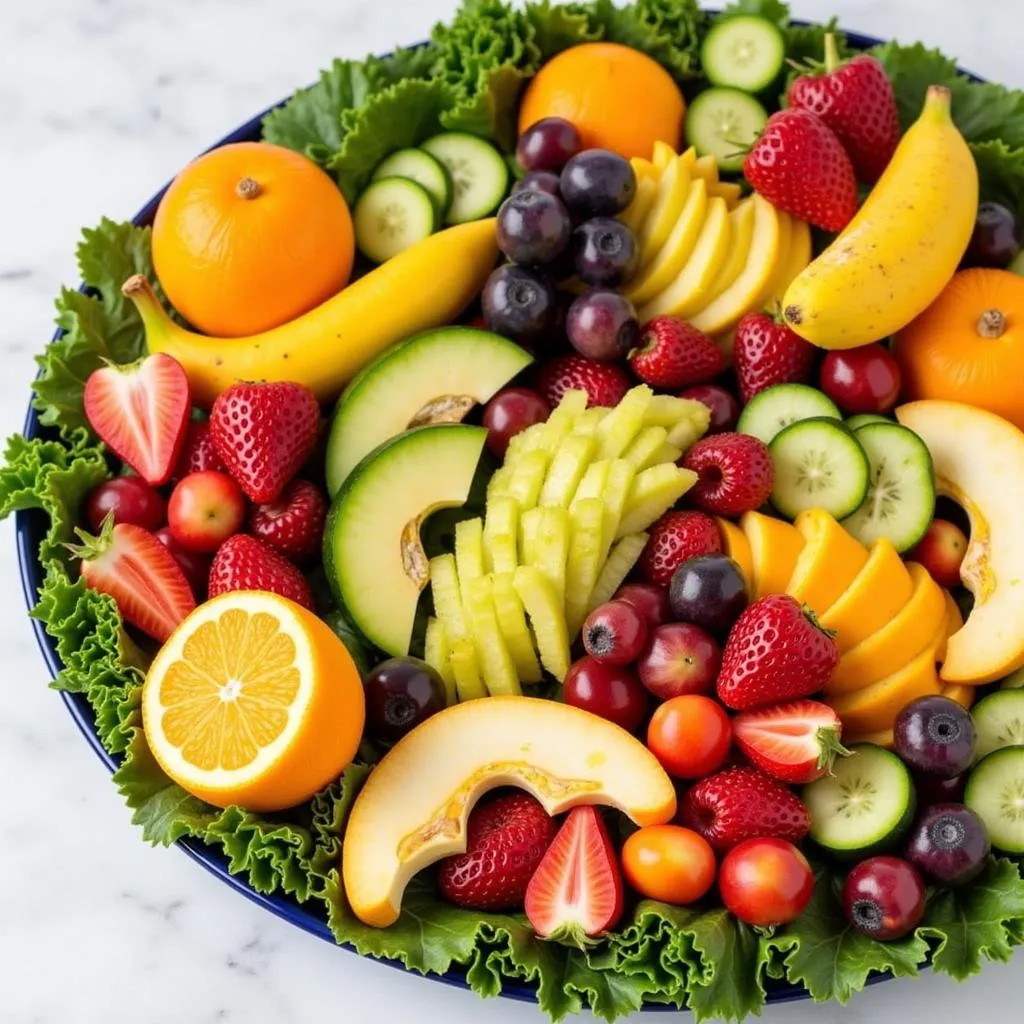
[
  {"x1": 905, "y1": 803, "x2": 990, "y2": 886},
  {"x1": 560, "y1": 149, "x2": 637, "y2": 219},
  {"x1": 914, "y1": 771, "x2": 967, "y2": 806},
  {"x1": 572, "y1": 218, "x2": 640, "y2": 287},
  {"x1": 669, "y1": 555, "x2": 748, "y2": 636},
  {"x1": 566, "y1": 288, "x2": 639, "y2": 361},
  {"x1": 894, "y1": 695, "x2": 975, "y2": 779},
  {"x1": 482, "y1": 264, "x2": 558, "y2": 344},
  {"x1": 364, "y1": 657, "x2": 447, "y2": 741},
  {"x1": 496, "y1": 190, "x2": 571, "y2": 266},
  {"x1": 512, "y1": 170, "x2": 562, "y2": 198},
  {"x1": 516, "y1": 117, "x2": 583, "y2": 172},
  {"x1": 966, "y1": 202, "x2": 1021, "y2": 268}
]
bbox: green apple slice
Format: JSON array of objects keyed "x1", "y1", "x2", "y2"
[
  {"x1": 595, "y1": 385, "x2": 653, "y2": 459},
  {"x1": 483, "y1": 497, "x2": 519, "y2": 574},
  {"x1": 588, "y1": 532, "x2": 650, "y2": 613},
  {"x1": 424, "y1": 617, "x2": 457, "y2": 705},
  {"x1": 514, "y1": 566, "x2": 571, "y2": 680},
  {"x1": 565, "y1": 497, "x2": 606, "y2": 638},
  {"x1": 490, "y1": 572, "x2": 543, "y2": 683},
  {"x1": 618, "y1": 464, "x2": 697, "y2": 537},
  {"x1": 465, "y1": 575, "x2": 522, "y2": 696}
]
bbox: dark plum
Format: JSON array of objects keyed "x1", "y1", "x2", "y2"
[
  {"x1": 842, "y1": 857, "x2": 927, "y2": 941},
  {"x1": 482, "y1": 264, "x2": 558, "y2": 345},
  {"x1": 496, "y1": 190, "x2": 571, "y2": 266},
  {"x1": 679, "y1": 384, "x2": 741, "y2": 434},
  {"x1": 905, "y1": 803, "x2": 990, "y2": 886},
  {"x1": 563, "y1": 656, "x2": 648, "y2": 732},
  {"x1": 364, "y1": 656, "x2": 447, "y2": 742},
  {"x1": 516, "y1": 117, "x2": 583, "y2": 173},
  {"x1": 512, "y1": 170, "x2": 562, "y2": 198},
  {"x1": 560, "y1": 149, "x2": 637, "y2": 219},
  {"x1": 482, "y1": 388, "x2": 551, "y2": 459},
  {"x1": 966, "y1": 201, "x2": 1021, "y2": 268},
  {"x1": 566, "y1": 288, "x2": 639, "y2": 361},
  {"x1": 669, "y1": 554, "x2": 748, "y2": 636},
  {"x1": 894, "y1": 695, "x2": 975, "y2": 778},
  {"x1": 582, "y1": 600, "x2": 648, "y2": 665},
  {"x1": 572, "y1": 218, "x2": 640, "y2": 287}
]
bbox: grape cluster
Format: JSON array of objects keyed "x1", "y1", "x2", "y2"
[{"x1": 483, "y1": 117, "x2": 642, "y2": 361}]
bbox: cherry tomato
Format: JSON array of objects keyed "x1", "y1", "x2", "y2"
[
  {"x1": 819, "y1": 344, "x2": 902, "y2": 415},
  {"x1": 719, "y1": 837, "x2": 814, "y2": 927},
  {"x1": 646, "y1": 694, "x2": 732, "y2": 779},
  {"x1": 621, "y1": 825, "x2": 716, "y2": 905}
]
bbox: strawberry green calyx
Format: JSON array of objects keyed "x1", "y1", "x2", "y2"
[
  {"x1": 823, "y1": 33, "x2": 842, "y2": 74},
  {"x1": 541, "y1": 921, "x2": 605, "y2": 951},
  {"x1": 63, "y1": 510, "x2": 116, "y2": 565},
  {"x1": 801, "y1": 602, "x2": 838, "y2": 642},
  {"x1": 816, "y1": 725, "x2": 853, "y2": 774}
]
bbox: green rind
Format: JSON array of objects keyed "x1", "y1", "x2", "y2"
[
  {"x1": 737, "y1": 383, "x2": 842, "y2": 446},
  {"x1": 804, "y1": 744, "x2": 916, "y2": 859},
  {"x1": 845, "y1": 414, "x2": 892, "y2": 431},
  {"x1": 325, "y1": 326, "x2": 531, "y2": 494},
  {"x1": 965, "y1": 747, "x2": 1024, "y2": 854},
  {"x1": 323, "y1": 423, "x2": 488, "y2": 656}
]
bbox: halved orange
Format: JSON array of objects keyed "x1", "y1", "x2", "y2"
[{"x1": 142, "y1": 591, "x2": 364, "y2": 811}]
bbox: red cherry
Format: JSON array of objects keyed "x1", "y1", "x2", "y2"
[
  {"x1": 84, "y1": 476, "x2": 165, "y2": 533},
  {"x1": 482, "y1": 388, "x2": 551, "y2": 458},
  {"x1": 819, "y1": 344, "x2": 902, "y2": 415},
  {"x1": 582, "y1": 600, "x2": 648, "y2": 665},
  {"x1": 678, "y1": 384, "x2": 741, "y2": 434},
  {"x1": 563, "y1": 656, "x2": 648, "y2": 732},
  {"x1": 168, "y1": 470, "x2": 247, "y2": 553}
]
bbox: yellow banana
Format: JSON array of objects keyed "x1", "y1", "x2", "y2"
[
  {"x1": 782, "y1": 86, "x2": 977, "y2": 350},
  {"x1": 123, "y1": 219, "x2": 499, "y2": 407}
]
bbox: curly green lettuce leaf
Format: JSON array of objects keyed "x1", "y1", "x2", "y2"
[
  {"x1": 767, "y1": 867, "x2": 929, "y2": 1003},
  {"x1": 970, "y1": 139, "x2": 1024, "y2": 217},
  {"x1": 525, "y1": 1, "x2": 602, "y2": 60},
  {"x1": 719, "y1": 0, "x2": 789, "y2": 23},
  {"x1": 590, "y1": 0, "x2": 706, "y2": 82},
  {"x1": 33, "y1": 219, "x2": 160, "y2": 431}
]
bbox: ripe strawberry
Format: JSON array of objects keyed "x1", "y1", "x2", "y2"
[
  {"x1": 679, "y1": 766, "x2": 810, "y2": 854},
  {"x1": 743, "y1": 108, "x2": 858, "y2": 233},
  {"x1": 208, "y1": 533, "x2": 314, "y2": 610},
  {"x1": 733, "y1": 311, "x2": 816, "y2": 404},
  {"x1": 172, "y1": 420, "x2": 225, "y2": 481},
  {"x1": 733, "y1": 700, "x2": 850, "y2": 784},
  {"x1": 639, "y1": 510, "x2": 722, "y2": 587},
  {"x1": 525, "y1": 806, "x2": 624, "y2": 940},
  {"x1": 717, "y1": 595, "x2": 839, "y2": 710},
  {"x1": 629, "y1": 316, "x2": 724, "y2": 389},
  {"x1": 248, "y1": 479, "x2": 327, "y2": 565},
  {"x1": 682, "y1": 432, "x2": 773, "y2": 517},
  {"x1": 83, "y1": 353, "x2": 190, "y2": 486},
  {"x1": 210, "y1": 381, "x2": 321, "y2": 504},
  {"x1": 536, "y1": 354, "x2": 631, "y2": 409},
  {"x1": 67, "y1": 518, "x2": 196, "y2": 642},
  {"x1": 788, "y1": 36, "x2": 900, "y2": 184},
  {"x1": 438, "y1": 792, "x2": 557, "y2": 911}
]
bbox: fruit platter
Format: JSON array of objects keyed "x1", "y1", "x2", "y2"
[{"x1": 9, "y1": 0, "x2": 1024, "y2": 1019}]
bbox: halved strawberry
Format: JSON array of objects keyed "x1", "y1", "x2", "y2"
[
  {"x1": 524, "y1": 806, "x2": 624, "y2": 943},
  {"x1": 83, "y1": 353, "x2": 191, "y2": 485},
  {"x1": 732, "y1": 699, "x2": 849, "y2": 784},
  {"x1": 67, "y1": 517, "x2": 196, "y2": 642}
]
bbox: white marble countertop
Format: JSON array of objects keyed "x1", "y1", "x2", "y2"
[{"x1": 2, "y1": 1, "x2": 1022, "y2": 1021}]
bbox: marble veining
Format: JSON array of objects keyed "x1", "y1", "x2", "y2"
[{"x1": 1, "y1": 1, "x2": 1022, "y2": 1021}]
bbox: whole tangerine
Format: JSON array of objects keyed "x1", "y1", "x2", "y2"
[
  {"x1": 518, "y1": 43, "x2": 685, "y2": 160},
  {"x1": 153, "y1": 141, "x2": 354, "y2": 337}
]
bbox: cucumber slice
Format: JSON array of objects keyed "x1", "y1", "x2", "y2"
[
  {"x1": 372, "y1": 148, "x2": 452, "y2": 217},
  {"x1": 971, "y1": 690, "x2": 1024, "y2": 763},
  {"x1": 420, "y1": 133, "x2": 509, "y2": 224},
  {"x1": 845, "y1": 414, "x2": 891, "y2": 432},
  {"x1": 965, "y1": 747, "x2": 1024, "y2": 854},
  {"x1": 701, "y1": 15, "x2": 787, "y2": 93},
  {"x1": 684, "y1": 87, "x2": 769, "y2": 174},
  {"x1": 1002, "y1": 667, "x2": 1024, "y2": 690},
  {"x1": 769, "y1": 418, "x2": 870, "y2": 521},
  {"x1": 804, "y1": 743, "x2": 916, "y2": 858},
  {"x1": 737, "y1": 383, "x2": 842, "y2": 446},
  {"x1": 839, "y1": 422, "x2": 936, "y2": 553},
  {"x1": 353, "y1": 177, "x2": 437, "y2": 263}
]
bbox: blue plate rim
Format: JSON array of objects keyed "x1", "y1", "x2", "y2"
[{"x1": 15, "y1": 20, "x2": 975, "y2": 1011}]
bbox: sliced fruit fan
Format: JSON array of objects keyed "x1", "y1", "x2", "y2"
[{"x1": 9, "y1": 1, "x2": 1024, "y2": 1021}]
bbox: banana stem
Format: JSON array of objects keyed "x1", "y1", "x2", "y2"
[
  {"x1": 823, "y1": 33, "x2": 840, "y2": 73},
  {"x1": 122, "y1": 275, "x2": 176, "y2": 335},
  {"x1": 977, "y1": 308, "x2": 1007, "y2": 338},
  {"x1": 922, "y1": 85, "x2": 953, "y2": 121}
]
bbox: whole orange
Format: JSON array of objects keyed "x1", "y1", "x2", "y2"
[
  {"x1": 153, "y1": 142, "x2": 354, "y2": 337},
  {"x1": 518, "y1": 43, "x2": 685, "y2": 160}
]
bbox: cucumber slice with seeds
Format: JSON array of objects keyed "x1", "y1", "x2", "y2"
[
  {"x1": 685, "y1": 87, "x2": 769, "y2": 174},
  {"x1": 420, "y1": 132, "x2": 509, "y2": 224},
  {"x1": 971, "y1": 690, "x2": 1024, "y2": 763},
  {"x1": 354, "y1": 177, "x2": 437, "y2": 263},
  {"x1": 701, "y1": 15, "x2": 787, "y2": 93},
  {"x1": 769, "y1": 417, "x2": 870, "y2": 521},
  {"x1": 737, "y1": 383, "x2": 842, "y2": 445},
  {"x1": 804, "y1": 744, "x2": 916, "y2": 858},
  {"x1": 840, "y1": 422, "x2": 935, "y2": 553},
  {"x1": 965, "y1": 747, "x2": 1024, "y2": 854},
  {"x1": 372, "y1": 148, "x2": 452, "y2": 217}
]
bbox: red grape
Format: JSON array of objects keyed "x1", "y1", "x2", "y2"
[
  {"x1": 496, "y1": 190, "x2": 571, "y2": 266},
  {"x1": 613, "y1": 582, "x2": 671, "y2": 628},
  {"x1": 512, "y1": 170, "x2": 562, "y2": 197},
  {"x1": 572, "y1": 218, "x2": 639, "y2": 287},
  {"x1": 85, "y1": 476, "x2": 165, "y2": 533},
  {"x1": 564, "y1": 656, "x2": 648, "y2": 732},
  {"x1": 819, "y1": 344, "x2": 902, "y2": 415},
  {"x1": 842, "y1": 857, "x2": 926, "y2": 940},
  {"x1": 560, "y1": 150, "x2": 637, "y2": 218},
  {"x1": 966, "y1": 202, "x2": 1021, "y2": 268},
  {"x1": 582, "y1": 600, "x2": 648, "y2": 665},
  {"x1": 678, "y1": 384, "x2": 740, "y2": 434},
  {"x1": 483, "y1": 265, "x2": 558, "y2": 345},
  {"x1": 566, "y1": 288, "x2": 639, "y2": 361},
  {"x1": 155, "y1": 526, "x2": 212, "y2": 597},
  {"x1": 516, "y1": 117, "x2": 583, "y2": 173},
  {"x1": 482, "y1": 388, "x2": 551, "y2": 459}
]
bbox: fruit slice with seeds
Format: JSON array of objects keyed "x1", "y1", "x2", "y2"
[
  {"x1": 965, "y1": 746, "x2": 1024, "y2": 854},
  {"x1": 971, "y1": 690, "x2": 1024, "y2": 764}
]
